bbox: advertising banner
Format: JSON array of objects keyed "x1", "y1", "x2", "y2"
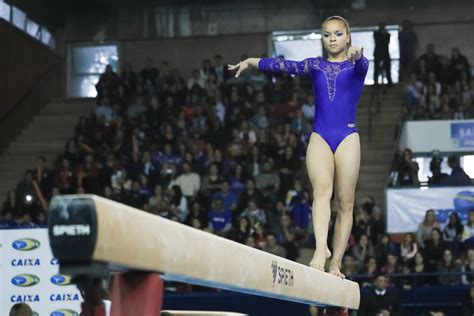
[
  {"x1": 399, "y1": 120, "x2": 474, "y2": 153},
  {"x1": 386, "y1": 186, "x2": 474, "y2": 233},
  {"x1": 0, "y1": 228, "x2": 81, "y2": 315}
]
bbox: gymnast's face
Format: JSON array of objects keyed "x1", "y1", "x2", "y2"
[{"x1": 322, "y1": 20, "x2": 350, "y2": 56}]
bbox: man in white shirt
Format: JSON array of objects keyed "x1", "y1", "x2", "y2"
[{"x1": 175, "y1": 162, "x2": 201, "y2": 198}]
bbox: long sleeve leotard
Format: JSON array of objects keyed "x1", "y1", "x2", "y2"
[{"x1": 259, "y1": 55, "x2": 369, "y2": 152}]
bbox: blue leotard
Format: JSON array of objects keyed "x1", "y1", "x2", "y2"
[{"x1": 259, "y1": 55, "x2": 369, "y2": 153}]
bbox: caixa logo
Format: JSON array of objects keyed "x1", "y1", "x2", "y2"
[
  {"x1": 50, "y1": 309, "x2": 79, "y2": 316},
  {"x1": 50, "y1": 274, "x2": 73, "y2": 286},
  {"x1": 50, "y1": 293, "x2": 80, "y2": 302},
  {"x1": 11, "y1": 258, "x2": 40, "y2": 267},
  {"x1": 10, "y1": 294, "x2": 40, "y2": 303},
  {"x1": 11, "y1": 274, "x2": 40, "y2": 287},
  {"x1": 12, "y1": 238, "x2": 40, "y2": 251}
]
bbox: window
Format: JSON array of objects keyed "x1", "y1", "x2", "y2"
[
  {"x1": 0, "y1": 2, "x2": 11, "y2": 22},
  {"x1": 11, "y1": 6, "x2": 26, "y2": 30},
  {"x1": 68, "y1": 44, "x2": 119, "y2": 97}
]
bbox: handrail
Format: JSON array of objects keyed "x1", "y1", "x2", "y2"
[{"x1": 367, "y1": 84, "x2": 381, "y2": 142}]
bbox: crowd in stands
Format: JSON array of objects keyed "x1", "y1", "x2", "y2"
[
  {"x1": 404, "y1": 44, "x2": 473, "y2": 121},
  {"x1": 1, "y1": 20, "x2": 474, "y2": 303}
]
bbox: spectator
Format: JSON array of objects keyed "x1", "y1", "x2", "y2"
[
  {"x1": 443, "y1": 211, "x2": 464, "y2": 245},
  {"x1": 2, "y1": 190, "x2": 20, "y2": 220},
  {"x1": 373, "y1": 22, "x2": 393, "y2": 86},
  {"x1": 255, "y1": 160, "x2": 280, "y2": 195},
  {"x1": 240, "y1": 199, "x2": 266, "y2": 227},
  {"x1": 424, "y1": 227, "x2": 447, "y2": 269},
  {"x1": 212, "y1": 181, "x2": 238, "y2": 213},
  {"x1": 9, "y1": 303, "x2": 32, "y2": 316},
  {"x1": 169, "y1": 185, "x2": 188, "y2": 222},
  {"x1": 440, "y1": 155, "x2": 471, "y2": 186},
  {"x1": 207, "y1": 199, "x2": 232, "y2": 236},
  {"x1": 462, "y1": 249, "x2": 474, "y2": 285},
  {"x1": 416, "y1": 209, "x2": 440, "y2": 248},
  {"x1": 397, "y1": 148, "x2": 419, "y2": 186},
  {"x1": 352, "y1": 234, "x2": 375, "y2": 268},
  {"x1": 428, "y1": 152, "x2": 448, "y2": 186},
  {"x1": 374, "y1": 233, "x2": 397, "y2": 267},
  {"x1": 174, "y1": 162, "x2": 201, "y2": 199},
  {"x1": 463, "y1": 284, "x2": 474, "y2": 316},
  {"x1": 405, "y1": 72, "x2": 424, "y2": 116},
  {"x1": 234, "y1": 216, "x2": 253, "y2": 243},
  {"x1": 462, "y1": 209, "x2": 474, "y2": 248},
  {"x1": 398, "y1": 19, "x2": 418, "y2": 81},
  {"x1": 411, "y1": 252, "x2": 431, "y2": 286},
  {"x1": 359, "y1": 273, "x2": 403, "y2": 316},
  {"x1": 262, "y1": 232, "x2": 286, "y2": 258},
  {"x1": 140, "y1": 58, "x2": 159, "y2": 95},
  {"x1": 437, "y1": 249, "x2": 462, "y2": 286},
  {"x1": 96, "y1": 65, "x2": 120, "y2": 101},
  {"x1": 400, "y1": 233, "x2": 418, "y2": 262},
  {"x1": 360, "y1": 257, "x2": 379, "y2": 288}
]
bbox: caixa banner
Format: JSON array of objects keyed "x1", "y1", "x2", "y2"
[
  {"x1": 0, "y1": 228, "x2": 81, "y2": 315},
  {"x1": 386, "y1": 186, "x2": 474, "y2": 233}
]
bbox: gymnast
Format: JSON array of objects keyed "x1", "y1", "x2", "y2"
[{"x1": 228, "y1": 16, "x2": 369, "y2": 278}]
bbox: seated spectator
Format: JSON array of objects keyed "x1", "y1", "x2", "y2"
[
  {"x1": 352, "y1": 234, "x2": 375, "y2": 268},
  {"x1": 443, "y1": 211, "x2": 464, "y2": 246},
  {"x1": 140, "y1": 58, "x2": 159, "y2": 95},
  {"x1": 397, "y1": 148, "x2": 419, "y2": 186},
  {"x1": 237, "y1": 179, "x2": 263, "y2": 213},
  {"x1": 207, "y1": 199, "x2": 232, "y2": 237},
  {"x1": 169, "y1": 185, "x2": 188, "y2": 222},
  {"x1": 463, "y1": 209, "x2": 474, "y2": 248},
  {"x1": 462, "y1": 249, "x2": 474, "y2": 285},
  {"x1": 96, "y1": 97, "x2": 116, "y2": 126},
  {"x1": 463, "y1": 284, "x2": 474, "y2": 316},
  {"x1": 2, "y1": 190, "x2": 20, "y2": 220},
  {"x1": 439, "y1": 155, "x2": 471, "y2": 186},
  {"x1": 212, "y1": 181, "x2": 238, "y2": 213},
  {"x1": 381, "y1": 253, "x2": 402, "y2": 275},
  {"x1": 374, "y1": 233, "x2": 397, "y2": 267},
  {"x1": 359, "y1": 273, "x2": 403, "y2": 316},
  {"x1": 185, "y1": 201, "x2": 207, "y2": 229},
  {"x1": 174, "y1": 162, "x2": 201, "y2": 199},
  {"x1": 341, "y1": 255, "x2": 359, "y2": 280},
  {"x1": 262, "y1": 232, "x2": 286, "y2": 258},
  {"x1": 410, "y1": 252, "x2": 431, "y2": 286},
  {"x1": 201, "y1": 164, "x2": 224, "y2": 197},
  {"x1": 301, "y1": 94, "x2": 315, "y2": 120},
  {"x1": 437, "y1": 249, "x2": 462, "y2": 286},
  {"x1": 400, "y1": 232, "x2": 418, "y2": 262},
  {"x1": 416, "y1": 209, "x2": 439, "y2": 248},
  {"x1": 359, "y1": 257, "x2": 379, "y2": 288},
  {"x1": 240, "y1": 199, "x2": 266, "y2": 227},
  {"x1": 234, "y1": 216, "x2": 253, "y2": 244},
  {"x1": 126, "y1": 95, "x2": 147, "y2": 120},
  {"x1": 424, "y1": 228, "x2": 448, "y2": 270},
  {"x1": 404, "y1": 72, "x2": 423, "y2": 116},
  {"x1": 255, "y1": 160, "x2": 280, "y2": 196}
]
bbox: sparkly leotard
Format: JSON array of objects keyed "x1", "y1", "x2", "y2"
[{"x1": 259, "y1": 55, "x2": 369, "y2": 153}]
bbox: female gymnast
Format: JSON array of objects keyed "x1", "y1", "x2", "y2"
[{"x1": 228, "y1": 16, "x2": 368, "y2": 278}]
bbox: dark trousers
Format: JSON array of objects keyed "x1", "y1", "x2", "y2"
[{"x1": 374, "y1": 55, "x2": 393, "y2": 85}]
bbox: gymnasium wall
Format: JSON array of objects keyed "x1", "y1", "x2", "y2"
[
  {"x1": 0, "y1": 19, "x2": 63, "y2": 150},
  {"x1": 59, "y1": 0, "x2": 474, "y2": 73}
]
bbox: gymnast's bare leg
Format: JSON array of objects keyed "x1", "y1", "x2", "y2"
[
  {"x1": 329, "y1": 133, "x2": 360, "y2": 278},
  {"x1": 306, "y1": 132, "x2": 333, "y2": 270}
]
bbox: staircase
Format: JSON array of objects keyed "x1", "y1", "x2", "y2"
[
  {"x1": 0, "y1": 98, "x2": 95, "y2": 201},
  {"x1": 356, "y1": 84, "x2": 404, "y2": 208}
]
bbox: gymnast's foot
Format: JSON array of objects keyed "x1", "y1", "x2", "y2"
[
  {"x1": 328, "y1": 264, "x2": 345, "y2": 279},
  {"x1": 309, "y1": 248, "x2": 331, "y2": 271}
]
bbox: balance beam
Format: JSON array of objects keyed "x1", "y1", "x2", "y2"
[{"x1": 48, "y1": 195, "x2": 360, "y2": 310}]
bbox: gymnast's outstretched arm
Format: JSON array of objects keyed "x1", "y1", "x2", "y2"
[{"x1": 228, "y1": 57, "x2": 314, "y2": 78}]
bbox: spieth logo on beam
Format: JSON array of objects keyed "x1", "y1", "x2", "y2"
[{"x1": 271, "y1": 261, "x2": 294, "y2": 287}]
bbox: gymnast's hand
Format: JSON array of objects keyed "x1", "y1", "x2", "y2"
[
  {"x1": 347, "y1": 46, "x2": 364, "y2": 62},
  {"x1": 228, "y1": 60, "x2": 250, "y2": 78}
]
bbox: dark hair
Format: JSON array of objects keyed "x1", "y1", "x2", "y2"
[
  {"x1": 170, "y1": 185, "x2": 183, "y2": 206},
  {"x1": 9, "y1": 303, "x2": 32, "y2": 316}
]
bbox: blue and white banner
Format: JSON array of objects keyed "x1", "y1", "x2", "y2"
[
  {"x1": 451, "y1": 122, "x2": 474, "y2": 148},
  {"x1": 386, "y1": 186, "x2": 474, "y2": 233},
  {"x1": 0, "y1": 228, "x2": 81, "y2": 316},
  {"x1": 399, "y1": 120, "x2": 474, "y2": 153}
]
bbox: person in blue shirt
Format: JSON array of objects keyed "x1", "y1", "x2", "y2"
[
  {"x1": 228, "y1": 16, "x2": 368, "y2": 278},
  {"x1": 208, "y1": 198, "x2": 232, "y2": 236}
]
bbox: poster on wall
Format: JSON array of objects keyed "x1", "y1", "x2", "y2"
[
  {"x1": 0, "y1": 228, "x2": 81, "y2": 316},
  {"x1": 386, "y1": 186, "x2": 474, "y2": 233}
]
